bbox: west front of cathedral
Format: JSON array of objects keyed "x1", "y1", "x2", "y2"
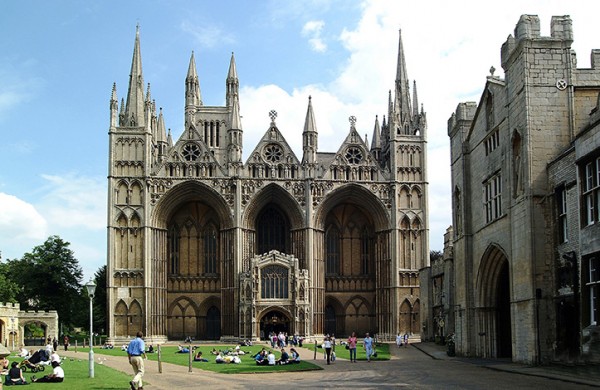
[{"x1": 107, "y1": 27, "x2": 428, "y2": 343}]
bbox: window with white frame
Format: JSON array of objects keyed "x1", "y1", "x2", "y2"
[
  {"x1": 557, "y1": 187, "x2": 568, "y2": 243},
  {"x1": 484, "y1": 174, "x2": 502, "y2": 223},
  {"x1": 588, "y1": 257, "x2": 599, "y2": 325},
  {"x1": 582, "y1": 157, "x2": 600, "y2": 226}
]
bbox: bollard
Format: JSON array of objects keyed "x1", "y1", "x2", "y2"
[
  {"x1": 188, "y1": 345, "x2": 193, "y2": 372},
  {"x1": 157, "y1": 345, "x2": 162, "y2": 373},
  {"x1": 75, "y1": 340, "x2": 78, "y2": 353},
  {"x1": 313, "y1": 340, "x2": 317, "y2": 360}
]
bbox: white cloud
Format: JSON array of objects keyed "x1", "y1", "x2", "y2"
[
  {"x1": 302, "y1": 20, "x2": 327, "y2": 53},
  {"x1": 0, "y1": 192, "x2": 48, "y2": 260},
  {"x1": 37, "y1": 173, "x2": 106, "y2": 230}
]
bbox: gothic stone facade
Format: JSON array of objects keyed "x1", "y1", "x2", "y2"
[
  {"x1": 447, "y1": 15, "x2": 600, "y2": 364},
  {"x1": 107, "y1": 28, "x2": 429, "y2": 343}
]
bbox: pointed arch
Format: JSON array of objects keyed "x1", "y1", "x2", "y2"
[
  {"x1": 399, "y1": 185, "x2": 410, "y2": 209},
  {"x1": 242, "y1": 183, "x2": 304, "y2": 230},
  {"x1": 130, "y1": 180, "x2": 143, "y2": 205},
  {"x1": 399, "y1": 299, "x2": 412, "y2": 333},
  {"x1": 116, "y1": 180, "x2": 129, "y2": 205},
  {"x1": 114, "y1": 300, "x2": 128, "y2": 336}
]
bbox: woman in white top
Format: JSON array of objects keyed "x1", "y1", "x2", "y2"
[{"x1": 323, "y1": 335, "x2": 332, "y2": 365}]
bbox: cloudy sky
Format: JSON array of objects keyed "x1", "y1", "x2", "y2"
[{"x1": 1, "y1": 0, "x2": 599, "y2": 280}]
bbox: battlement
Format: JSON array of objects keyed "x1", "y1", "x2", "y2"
[
  {"x1": 447, "y1": 102, "x2": 476, "y2": 137},
  {"x1": 502, "y1": 15, "x2": 573, "y2": 69},
  {"x1": 0, "y1": 302, "x2": 20, "y2": 310}
]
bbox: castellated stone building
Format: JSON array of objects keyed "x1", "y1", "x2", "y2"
[
  {"x1": 107, "y1": 27, "x2": 429, "y2": 343},
  {"x1": 435, "y1": 15, "x2": 600, "y2": 364}
]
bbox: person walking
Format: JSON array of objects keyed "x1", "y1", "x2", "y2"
[
  {"x1": 347, "y1": 332, "x2": 358, "y2": 362},
  {"x1": 404, "y1": 332, "x2": 409, "y2": 348},
  {"x1": 127, "y1": 331, "x2": 147, "y2": 390},
  {"x1": 363, "y1": 332, "x2": 374, "y2": 362},
  {"x1": 396, "y1": 333, "x2": 403, "y2": 348},
  {"x1": 323, "y1": 335, "x2": 332, "y2": 365}
]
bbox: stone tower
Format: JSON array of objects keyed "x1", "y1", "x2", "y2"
[{"x1": 107, "y1": 27, "x2": 428, "y2": 343}]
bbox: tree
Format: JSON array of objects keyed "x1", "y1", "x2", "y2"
[
  {"x1": 0, "y1": 261, "x2": 20, "y2": 303},
  {"x1": 8, "y1": 235, "x2": 84, "y2": 328},
  {"x1": 92, "y1": 265, "x2": 107, "y2": 334}
]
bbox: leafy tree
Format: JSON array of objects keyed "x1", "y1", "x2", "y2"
[
  {"x1": 0, "y1": 261, "x2": 20, "y2": 303},
  {"x1": 8, "y1": 235, "x2": 84, "y2": 328}
]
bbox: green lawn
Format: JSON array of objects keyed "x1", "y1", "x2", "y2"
[
  {"x1": 303, "y1": 341, "x2": 391, "y2": 361},
  {"x1": 89, "y1": 345, "x2": 322, "y2": 374},
  {"x1": 9, "y1": 355, "x2": 131, "y2": 390}
]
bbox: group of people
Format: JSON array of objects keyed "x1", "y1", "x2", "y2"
[
  {"x1": 254, "y1": 347, "x2": 300, "y2": 365},
  {"x1": 4, "y1": 337, "x2": 65, "y2": 385},
  {"x1": 267, "y1": 332, "x2": 303, "y2": 349},
  {"x1": 396, "y1": 333, "x2": 410, "y2": 348}
]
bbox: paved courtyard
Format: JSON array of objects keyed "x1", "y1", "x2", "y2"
[{"x1": 61, "y1": 342, "x2": 598, "y2": 389}]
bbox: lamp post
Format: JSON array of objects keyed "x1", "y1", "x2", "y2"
[
  {"x1": 85, "y1": 278, "x2": 96, "y2": 378},
  {"x1": 10, "y1": 317, "x2": 15, "y2": 351}
]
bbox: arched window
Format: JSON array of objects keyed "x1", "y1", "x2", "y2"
[
  {"x1": 168, "y1": 225, "x2": 180, "y2": 274},
  {"x1": 326, "y1": 226, "x2": 340, "y2": 275},
  {"x1": 361, "y1": 227, "x2": 371, "y2": 275},
  {"x1": 256, "y1": 205, "x2": 289, "y2": 254},
  {"x1": 261, "y1": 265, "x2": 289, "y2": 299},
  {"x1": 203, "y1": 224, "x2": 218, "y2": 274}
]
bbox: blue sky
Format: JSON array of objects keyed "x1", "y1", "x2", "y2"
[{"x1": 1, "y1": 0, "x2": 599, "y2": 281}]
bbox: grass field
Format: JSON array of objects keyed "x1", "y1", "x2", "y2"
[
  {"x1": 8, "y1": 354, "x2": 132, "y2": 390},
  {"x1": 89, "y1": 345, "x2": 322, "y2": 374}
]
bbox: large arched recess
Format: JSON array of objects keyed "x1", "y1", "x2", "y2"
[
  {"x1": 475, "y1": 243, "x2": 512, "y2": 358},
  {"x1": 152, "y1": 181, "x2": 233, "y2": 229},
  {"x1": 242, "y1": 183, "x2": 304, "y2": 231},
  {"x1": 314, "y1": 184, "x2": 389, "y2": 232}
]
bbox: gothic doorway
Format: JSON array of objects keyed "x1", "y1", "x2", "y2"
[
  {"x1": 205, "y1": 306, "x2": 221, "y2": 340},
  {"x1": 260, "y1": 310, "x2": 290, "y2": 338},
  {"x1": 477, "y1": 244, "x2": 512, "y2": 358},
  {"x1": 496, "y1": 262, "x2": 512, "y2": 358}
]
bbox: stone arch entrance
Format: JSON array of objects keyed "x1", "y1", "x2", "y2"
[
  {"x1": 476, "y1": 244, "x2": 512, "y2": 358},
  {"x1": 259, "y1": 309, "x2": 290, "y2": 338}
]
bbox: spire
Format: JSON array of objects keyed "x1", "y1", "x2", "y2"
[
  {"x1": 167, "y1": 129, "x2": 173, "y2": 147},
  {"x1": 226, "y1": 52, "x2": 239, "y2": 107},
  {"x1": 157, "y1": 108, "x2": 167, "y2": 143},
  {"x1": 302, "y1": 96, "x2": 318, "y2": 166},
  {"x1": 394, "y1": 29, "x2": 412, "y2": 127},
  {"x1": 364, "y1": 133, "x2": 369, "y2": 150},
  {"x1": 186, "y1": 51, "x2": 202, "y2": 107},
  {"x1": 124, "y1": 24, "x2": 145, "y2": 127},
  {"x1": 371, "y1": 115, "x2": 381, "y2": 150}
]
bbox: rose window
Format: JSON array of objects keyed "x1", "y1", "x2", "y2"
[
  {"x1": 182, "y1": 143, "x2": 201, "y2": 161},
  {"x1": 345, "y1": 147, "x2": 363, "y2": 164},
  {"x1": 264, "y1": 144, "x2": 283, "y2": 163}
]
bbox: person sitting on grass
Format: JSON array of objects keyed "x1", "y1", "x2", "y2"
[
  {"x1": 276, "y1": 348, "x2": 289, "y2": 365},
  {"x1": 267, "y1": 350, "x2": 276, "y2": 365},
  {"x1": 31, "y1": 361, "x2": 64, "y2": 383},
  {"x1": 210, "y1": 348, "x2": 219, "y2": 355},
  {"x1": 6, "y1": 361, "x2": 27, "y2": 385},
  {"x1": 290, "y1": 348, "x2": 300, "y2": 363},
  {"x1": 255, "y1": 350, "x2": 268, "y2": 365},
  {"x1": 193, "y1": 351, "x2": 208, "y2": 362}
]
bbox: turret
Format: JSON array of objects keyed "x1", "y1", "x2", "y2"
[
  {"x1": 157, "y1": 108, "x2": 168, "y2": 160},
  {"x1": 185, "y1": 51, "x2": 202, "y2": 128},
  {"x1": 110, "y1": 83, "x2": 118, "y2": 128},
  {"x1": 227, "y1": 93, "x2": 243, "y2": 166}
]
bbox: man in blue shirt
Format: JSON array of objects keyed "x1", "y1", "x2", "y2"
[{"x1": 127, "y1": 331, "x2": 147, "y2": 390}]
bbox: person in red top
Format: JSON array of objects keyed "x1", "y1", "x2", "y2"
[{"x1": 347, "y1": 332, "x2": 358, "y2": 363}]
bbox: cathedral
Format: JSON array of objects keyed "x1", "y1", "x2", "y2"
[{"x1": 106, "y1": 27, "x2": 429, "y2": 343}]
